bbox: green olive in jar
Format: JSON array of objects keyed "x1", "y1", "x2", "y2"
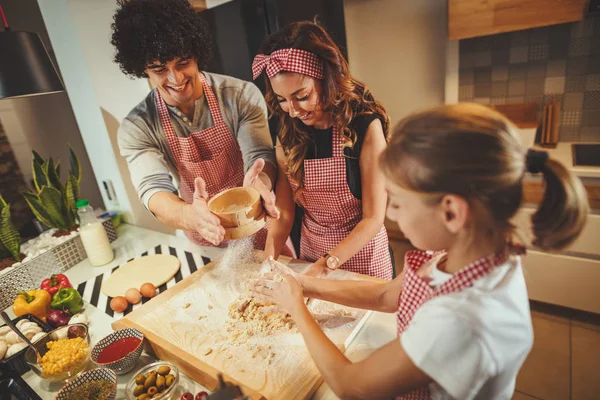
[
  {"x1": 165, "y1": 374, "x2": 175, "y2": 387},
  {"x1": 135, "y1": 374, "x2": 146, "y2": 385},
  {"x1": 156, "y1": 375, "x2": 166, "y2": 390},
  {"x1": 157, "y1": 366, "x2": 171, "y2": 376},
  {"x1": 147, "y1": 386, "x2": 158, "y2": 396},
  {"x1": 136, "y1": 394, "x2": 149, "y2": 400},
  {"x1": 144, "y1": 373, "x2": 157, "y2": 389},
  {"x1": 133, "y1": 384, "x2": 146, "y2": 396}
]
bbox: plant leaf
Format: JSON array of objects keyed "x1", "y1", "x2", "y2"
[
  {"x1": 32, "y1": 154, "x2": 49, "y2": 192},
  {"x1": 46, "y1": 158, "x2": 63, "y2": 191},
  {"x1": 32, "y1": 150, "x2": 44, "y2": 166},
  {"x1": 55, "y1": 160, "x2": 60, "y2": 177},
  {"x1": 0, "y1": 205, "x2": 21, "y2": 261},
  {"x1": 64, "y1": 173, "x2": 80, "y2": 220},
  {"x1": 68, "y1": 144, "x2": 81, "y2": 183},
  {"x1": 23, "y1": 191, "x2": 57, "y2": 229},
  {"x1": 38, "y1": 186, "x2": 71, "y2": 229}
]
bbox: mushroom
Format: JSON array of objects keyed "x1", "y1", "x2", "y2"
[
  {"x1": 19, "y1": 322, "x2": 39, "y2": 332},
  {"x1": 0, "y1": 326, "x2": 11, "y2": 338},
  {"x1": 5, "y1": 343, "x2": 27, "y2": 358},
  {"x1": 22, "y1": 326, "x2": 42, "y2": 340},
  {"x1": 54, "y1": 326, "x2": 69, "y2": 340},
  {"x1": 0, "y1": 340, "x2": 7, "y2": 360},
  {"x1": 31, "y1": 332, "x2": 47, "y2": 343},
  {"x1": 15, "y1": 319, "x2": 29, "y2": 330},
  {"x1": 5, "y1": 331, "x2": 21, "y2": 345}
]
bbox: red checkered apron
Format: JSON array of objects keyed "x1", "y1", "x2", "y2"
[
  {"x1": 288, "y1": 126, "x2": 393, "y2": 279},
  {"x1": 157, "y1": 73, "x2": 292, "y2": 254},
  {"x1": 395, "y1": 249, "x2": 510, "y2": 399}
]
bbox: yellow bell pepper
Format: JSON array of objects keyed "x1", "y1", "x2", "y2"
[{"x1": 13, "y1": 289, "x2": 51, "y2": 322}]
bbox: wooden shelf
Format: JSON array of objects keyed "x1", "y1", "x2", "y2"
[{"x1": 449, "y1": 0, "x2": 587, "y2": 40}]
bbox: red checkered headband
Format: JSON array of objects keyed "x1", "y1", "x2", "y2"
[{"x1": 252, "y1": 48, "x2": 324, "y2": 80}]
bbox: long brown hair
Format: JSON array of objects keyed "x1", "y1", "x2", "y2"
[
  {"x1": 257, "y1": 22, "x2": 390, "y2": 193},
  {"x1": 380, "y1": 103, "x2": 589, "y2": 251}
]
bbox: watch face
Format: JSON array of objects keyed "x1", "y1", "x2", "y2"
[{"x1": 327, "y1": 256, "x2": 339, "y2": 269}]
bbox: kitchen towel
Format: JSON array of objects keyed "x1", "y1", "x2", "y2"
[{"x1": 76, "y1": 244, "x2": 211, "y2": 318}]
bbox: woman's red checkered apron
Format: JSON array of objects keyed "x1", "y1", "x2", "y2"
[
  {"x1": 288, "y1": 127, "x2": 393, "y2": 279},
  {"x1": 156, "y1": 73, "x2": 290, "y2": 254},
  {"x1": 395, "y1": 249, "x2": 509, "y2": 399}
]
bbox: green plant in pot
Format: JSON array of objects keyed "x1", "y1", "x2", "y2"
[
  {"x1": 23, "y1": 145, "x2": 82, "y2": 237},
  {"x1": 0, "y1": 194, "x2": 23, "y2": 270}
]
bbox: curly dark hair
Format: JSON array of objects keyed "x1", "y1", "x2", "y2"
[{"x1": 111, "y1": 0, "x2": 212, "y2": 78}]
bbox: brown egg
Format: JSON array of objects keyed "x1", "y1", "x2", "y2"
[
  {"x1": 125, "y1": 288, "x2": 142, "y2": 304},
  {"x1": 140, "y1": 282, "x2": 157, "y2": 298},
  {"x1": 110, "y1": 296, "x2": 128, "y2": 312}
]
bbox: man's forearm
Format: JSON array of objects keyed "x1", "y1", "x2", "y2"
[{"x1": 148, "y1": 191, "x2": 194, "y2": 231}]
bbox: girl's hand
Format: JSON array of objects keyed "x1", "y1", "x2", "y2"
[{"x1": 252, "y1": 272, "x2": 305, "y2": 316}]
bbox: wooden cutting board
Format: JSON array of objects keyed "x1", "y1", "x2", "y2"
[{"x1": 112, "y1": 250, "x2": 376, "y2": 400}]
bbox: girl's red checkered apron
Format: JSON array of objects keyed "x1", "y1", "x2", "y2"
[
  {"x1": 395, "y1": 248, "x2": 512, "y2": 399},
  {"x1": 288, "y1": 127, "x2": 393, "y2": 280},
  {"x1": 156, "y1": 73, "x2": 292, "y2": 255}
]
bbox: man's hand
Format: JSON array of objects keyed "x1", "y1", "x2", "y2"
[
  {"x1": 243, "y1": 159, "x2": 280, "y2": 219},
  {"x1": 189, "y1": 177, "x2": 225, "y2": 245}
]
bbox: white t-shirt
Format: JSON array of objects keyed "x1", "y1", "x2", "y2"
[{"x1": 400, "y1": 254, "x2": 533, "y2": 400}]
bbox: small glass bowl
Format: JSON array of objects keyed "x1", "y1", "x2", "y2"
[
  {"x1": 126, "y1": 361, "x2": 180, "y2": 400},
  {"x1": 24, "y1": 323, "x2": 90, "y2": 384}
]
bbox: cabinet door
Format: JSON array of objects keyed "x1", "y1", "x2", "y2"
[{"x1": 449, "y1": 0, "x2": 587, "y2": 40}]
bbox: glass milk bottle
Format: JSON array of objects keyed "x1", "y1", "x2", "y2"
[{"x1": 76, "y1": 200, "x2": 114, "y2": 266}]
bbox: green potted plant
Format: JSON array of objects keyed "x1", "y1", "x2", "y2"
[
  {"x1": 23, "y1": 144, "x2": 81, "y2": 237},
  {"x1": 0, "y1": 194, "x2": 23, "y2": 271}
]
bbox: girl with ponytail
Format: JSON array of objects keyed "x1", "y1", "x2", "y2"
[{"x1": 254, "y1": 103, "x2": 589, "y2": 399}]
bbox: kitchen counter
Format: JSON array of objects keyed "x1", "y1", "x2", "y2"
[
  {"x1": 533, "y1": 142, "x2": 600, "y2": 179},
  {"x1": 4, "y1": 224, "x2": 396, "y2": 399}
]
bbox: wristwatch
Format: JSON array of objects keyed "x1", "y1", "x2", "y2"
[{"x1": 324, "y1": 253, "x2": 340, "y2": 270}]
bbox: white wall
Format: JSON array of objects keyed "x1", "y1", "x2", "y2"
[
  {"x1": 37, "y1": 0, "x2": 173, "y2": 234},
  {"x1": 343, "y1": 0, "x2": 448, "y2": 125}
]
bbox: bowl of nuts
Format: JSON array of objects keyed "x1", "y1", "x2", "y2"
[
  {"x1": 24, "y1": 323, "x2": 90, "y2": 383},
  {"x1": 126, "y1": 361, "x2": 179, "y2": 400}
]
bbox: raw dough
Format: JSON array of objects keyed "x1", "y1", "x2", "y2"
[{"x1": 101, "y1": 255, "x2": 181, "y2": 297}]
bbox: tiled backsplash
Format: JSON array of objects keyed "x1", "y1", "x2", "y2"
[{"x1": 458, "y1": 14, "x2": 600, "y2": 142}]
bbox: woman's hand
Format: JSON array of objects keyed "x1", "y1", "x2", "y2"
[{"x1": 302, "y1": 259, "x2": 331, "y2": 278}]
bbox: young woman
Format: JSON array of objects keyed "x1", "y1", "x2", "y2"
[
  {"x1": 254, "y1": 104, "x2": 589, "y2": 399},
  {"x1": 252, "y1": 22, "x2": 394, "y2": 279}
]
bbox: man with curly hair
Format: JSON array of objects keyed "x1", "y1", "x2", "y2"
[{"x1": 112, "y1": 0, "x2": 292, "y2": 254}]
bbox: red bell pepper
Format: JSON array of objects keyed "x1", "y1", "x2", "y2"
[{"x1": 40, "y1": 274, "x2": 72, "y2": 296}]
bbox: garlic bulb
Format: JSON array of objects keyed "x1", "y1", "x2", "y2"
[
  {"x1": 68, "y1": 313, "x2": 88, "y2": 326},
  {"x1": 19, "y1": 322, "x2": 39, "y2": 332}
]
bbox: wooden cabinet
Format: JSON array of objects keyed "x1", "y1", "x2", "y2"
[{"x1": 449, "y1": 0, "x2": 587, "y2": 40}]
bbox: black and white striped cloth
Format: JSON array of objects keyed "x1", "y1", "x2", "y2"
[{"x1": 76, "y1": 244, "x2": 211, "y2": 319}]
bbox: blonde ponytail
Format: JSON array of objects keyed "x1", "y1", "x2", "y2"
[{"x1": 531, "y1": 158, "x2": 589, "y2": 251}]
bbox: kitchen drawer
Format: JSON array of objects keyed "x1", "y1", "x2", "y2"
[{"x1": 522, "y1": 250, "x2": 600, "y2": 314}]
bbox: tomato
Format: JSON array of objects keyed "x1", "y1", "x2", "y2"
[{"x1": 195, "y1": 391, "x2": 209, "y2": 400}]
